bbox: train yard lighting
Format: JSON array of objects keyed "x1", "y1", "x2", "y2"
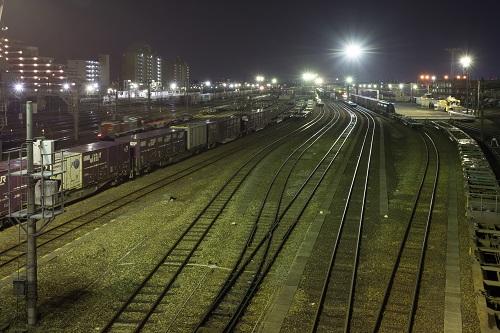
[
  {"x1": 343, "y1": 42, "x2": 364, "y2": 80},
  {"x1": 345, "y1": 43, "x2": 362, "y2": 60},
  {"x1": 460, "y1": 55, "x2": 472, "y2": 114},
  {"x1": 410, "y1": 84, "x2": 418, "y2": 102},
  {"x1": 302, "y1": 72, "x2": 317, "y2": 81},
  {"x1": 301, "y1": 72, "x2": 317, "y2": 97},
  {"x1": 346, "y1": 76, "x2": 353, "y2": 99},
  {"x1": 314, "y1": 77, "x2": 323, "y2": 85}
]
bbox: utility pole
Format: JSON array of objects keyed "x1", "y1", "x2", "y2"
[
  {"x1": 479, "y1": 79, "x2": 484, "y2": 141},
  {"x1": 59, "y1": 84, "x2": 79, "y2": 142},
  {"x1": 445, "y1": 48, "x2": 461, "y2": 77},
  {"x1": 147, "y1": 79, "x2": 151, "y2": 119},
  {"x1": 26, "y1": 101, "x2": 38, "y2": 325}
]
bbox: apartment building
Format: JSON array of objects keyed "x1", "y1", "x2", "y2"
[
  {"x1": 66, "y1": 54, "x2": 110, "y2": 90},
  {"x1": 120, "y1": 44, "x2": 162, "y2": 90},
  {"x1": 163, "y1": 56, "x2": 189, "y2": 90},
  {"x1": 0, "y1": 38, "x2": 67, "y2": 91}
]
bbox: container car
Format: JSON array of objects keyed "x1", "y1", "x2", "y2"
[
  {"x1": 1, "y1": 105, "x2": 286, "y2": 230},
  {"x1": 206, "y1": 115, "x2": 242, "y2": 146},
  {"x1": 237, "y1": 109, "x2": 273, "y2": 133},
  {"x1": 115, "y1": 128, "x2": 186, "y2": 175},
  {"x1": 54, "y1": 141, "x2": 131, "y2": 201},
  {"x1": 351, "y1": 95, "x2": 395, "y2": 114}
]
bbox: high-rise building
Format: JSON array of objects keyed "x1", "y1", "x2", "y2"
[
  {"x1": 66, "y1": 54, "x2": 110, "y2": 90},
  {"x1": 0, "y1": 38, "x2": 68, "y2": 91},
  {"x1": 120, "y1": 44, "x2": 162, "y2": 90},
  {"x1": 164, "y1": 56, "x2": 189, "y2": 90}
]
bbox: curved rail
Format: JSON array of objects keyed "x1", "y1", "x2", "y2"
[
  {"x1": 193, "y1": 102, "x2": 359, "y2": 332},
  {"x1": 100, "y1": 109, "x2": 328, "y2": 332}
]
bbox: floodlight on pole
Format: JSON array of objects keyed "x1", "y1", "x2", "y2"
[
  {"x1": 345, "y1": 43, "x2": 362, "y2": 60},
  {"x1": 302, "y1": 72, "x2": 317, "y2": 81},
  {"x1": 346, "y1": 76, "x2": 353, "y2": 99},
  {"x1": 460, "y1": 55, "x2": 472, "y2": 113}
]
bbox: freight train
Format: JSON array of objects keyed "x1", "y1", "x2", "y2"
[
  {"x1": 0, "y1": 106, "x2": 288, "y2": 230},
  {"x1": 350, "y1": 94, "x2": 396, "y2": 114}
]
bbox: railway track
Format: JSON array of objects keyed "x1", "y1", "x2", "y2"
[
  {"x1": 275, "y1": 104, "x2": 444, "y2": 332},
  {"x1": 310, "y1": 105, "x2": 376, "y2": 332},
  {"x1": 191, "y1": 103, "x2": 354, "y2": 332},
  {"x1": 99, "y1": 107, "x2": 330, "y2": 332},
  {"x1": 372, "y1": 130, "x2": 439, "y2": 332}
]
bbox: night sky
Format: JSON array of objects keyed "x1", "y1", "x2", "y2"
[{"x1": 2, "y1": 0, "x2": 499, "y2": 83}]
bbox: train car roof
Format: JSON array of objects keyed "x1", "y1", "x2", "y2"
[
  {"x1": 115, "y1": 127, "x2": 183, "y2": 141},
  {"x1": 63, "y1": 140, "x2": 129, "y2": 153}
]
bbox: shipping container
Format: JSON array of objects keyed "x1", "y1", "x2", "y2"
[
  {"x1": 116, "y1": 128, "x2": 186, "y2": 174},
  {"x1": 116, "y1": 131, "x2": 158, "y2": 172},
  {"x1": 200, "y1": 93, "x2": 213, "y2": 102},
  {"x1": 237, "y1": 109, "x2": 272, "y2": 133},
  {"x1": 171, "y1": 121, "x2": 208, "y2": 151},
  {"x1": 161, "y1": 128, "x2": 187, "y2": 157},
  {"x1": 57, "y1": 141, "x2": 131, "y2": 190},
  {"x1": 206, "y1": 115, "x2": 242, "y2": 145}
]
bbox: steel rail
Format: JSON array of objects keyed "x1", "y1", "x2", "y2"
[{"x1": 372, "y1": 129, "x2": 439, "y2": 333}]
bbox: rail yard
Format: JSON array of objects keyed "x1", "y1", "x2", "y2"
[{"x1": 0, "y1": 97, "x2": 497, "y2": 332}]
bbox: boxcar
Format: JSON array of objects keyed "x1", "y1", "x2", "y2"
[
  {"x1": 206, "y1": 115, "x2": 242, "y2": 146},
  {"x1": 56, "y1": 141, "x2": 131, "y2": 199},
  {"x1": 238, "y1": 109, "x2": 272, "y2": 133},
  {"x1": 351, "y1": 95, "x2": 395, "y2": 114},
  {"x1": 116, "y1": 128, "x2": 186, "y2": 175}
]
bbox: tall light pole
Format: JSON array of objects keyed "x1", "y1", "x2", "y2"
[
  {"x1": 445, "y1": 48, "x2": 461, "y2": 78},
  {"x1": 346, "y1": 76, "x2": 353, "y2": 99},
  {"x1": 343, "y1": 42, "x2": 363, "y2": 83},
  {"x1": 460, "y1": 56, "x2": 472, "y2": 114},
  {"x1": 302, "y1": 72, "x2": 317, "y2": 97}
]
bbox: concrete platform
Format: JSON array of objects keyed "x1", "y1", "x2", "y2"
[{"x1": 394, "y1": 102, "x2": 476, "y2": 121}]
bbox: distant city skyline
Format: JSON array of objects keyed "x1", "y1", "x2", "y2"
[{"x1": 2, "y1": 0, "x2": 499, "y2": 83}]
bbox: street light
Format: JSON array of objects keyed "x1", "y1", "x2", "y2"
[
  {"x1": 346, "y1": 76, "x2": 353, "y2": 99},
  {"x1": 343, "y1": 42, "x2": 364, "y2": 82},
  {"x1": 409, "y1": 84, "x2": 415, "y2": 103},
  {"x1": 345, "y1": 43, "x2": 362, "y2": 60},
  {"x1": 460, "y1": 55, "x2": 472, "y2": 114}
]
